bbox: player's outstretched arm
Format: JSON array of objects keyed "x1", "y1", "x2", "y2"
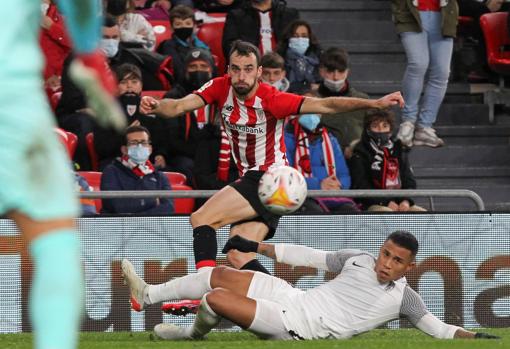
[
  {"x1": 299, "y1": 91, "x2": 404, "y2": 115},
  {"x1": 140, "y1": 94, "x2": 205, "y2": 118},
  {"x1": 223, "y1": 235, "x2": 332, "y2": 270}
]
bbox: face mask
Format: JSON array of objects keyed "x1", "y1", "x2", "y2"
[
  {"x1": 127, "y1": 144, "x2": 151, "y2": 164},
  {"x1": 187, "y1": 71, "x2": 211, "y2": 90},
  {"x1": 289, "y1": 37, "x2": 310, "y2": 56},
  {"x1": 174, "y1": 27, "x2": 193, "y2": 41},
  {"x1": 323, "y1": 78, "x2": 345, "y2": 93},
  {"x1": 270, "y1": 78, "x2": 289, "y2": 92},
  {"x1": 119, "y1": 93, "x2": 141, "y2": 117},
  {"x1": 41, "y1": 3, "x2": 50, "y2": 15},
  {"x1": 367, "y1": 130, "x2": 391, "y2": 147},
  {"x1": 99, "y1": 38, "x2": 119, "y2": 58},
  {"x1": 298, "y1": 114, "x2": 321, "y2": 132}
]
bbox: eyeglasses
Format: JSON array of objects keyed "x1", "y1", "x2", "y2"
[{"x1": 127, "y1": 140, "x2": 151, "y2": 146}]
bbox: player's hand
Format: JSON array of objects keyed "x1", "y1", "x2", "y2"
[
  {"x1": 222, "y1": 235, "x2": 259, "y2": 254},
  {"x1": 475, "y1": 332, "x2": 501, "y2": 339},
  {"x1": 140, "y1": 96, "x2": 160, "y2": 115},
  {"x1": 375, "y1": 91, "x2": 404, "y2": 109}
]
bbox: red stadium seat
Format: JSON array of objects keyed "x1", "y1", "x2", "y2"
[
  {"x1": 78, "y1": 171, "x2": 102, "y2": 212},
  {"x1": 197, "y1": 22, "x2": 226, "y2": 75},
  {"x1": 480, "y1": 12, "x2": 510, "y2": 122},
  {"x1": 171, "y1": 184, "x2": 195, "y2": 214},
  {"x1": 55, "y1": 128, "x2": 78, "y2": 159},
  {"x1": 141, "y1": 90, "x2": 166, "y2": 99},
  {"x1": 86, "y1": 132, "x2": 100, "y2": 171},
  {"x1": 163, "y1": 171, "x2": 187, "y2": 185},
  {"x1": 149, "y1": 19, "x2": 172, "y2": 50}
]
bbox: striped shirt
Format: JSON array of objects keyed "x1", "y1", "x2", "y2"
[{"x1": 194, "y1": 76, "x2": 305, "y2": 175}]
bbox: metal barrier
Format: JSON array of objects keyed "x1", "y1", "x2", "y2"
[{"x1": 80, "y1": 189, "x2": 485, "y2": 211}]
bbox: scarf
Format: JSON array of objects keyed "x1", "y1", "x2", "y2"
[
  {"x1": 216, "y1": 125, "x2": 231, "y2": 182},
  {"x1": 292, "y1": 120, "x2": 336, "y2": 178},
  {"x1": 120, "y1": 155, "x2": 155, "y2": 178},
  {"x1": 367, "y1": 138, "x2": 402, "y2": 189}
]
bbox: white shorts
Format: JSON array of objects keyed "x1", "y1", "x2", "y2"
[{"x1": 246, "y1": 272, "x2": 306, "y2": 340}]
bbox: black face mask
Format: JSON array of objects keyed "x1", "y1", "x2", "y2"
[
  {"x1": 107, "y1": 0, "x2": 128, "y2": 16},
  {"x1": 174, "y1": 27, "x2": 193, "y2": 41},
  {"x1": 118, "y1": 93, "x2": 141, "y2": 118},
  {"x1": 367, "y1": 130, "x2": 391, "y2": 147},
  {"x1": 187, "y1": 71, "x2": 211, "y2": 90}
]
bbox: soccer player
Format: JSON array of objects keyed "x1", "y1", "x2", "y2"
[
  {"x1": 122, "y1": 231, "x2": 500, "y2": 340},
  {"x1": 1, "y1": 1, "x2": 123, "y2": 349},
  {"x1": 139, "y1": 40, "x2": 404, "y2": 277}
]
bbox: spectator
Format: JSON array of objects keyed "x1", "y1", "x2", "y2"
[
  {"x1": 318, "y1": 47, "x2": 369, "y2": 158},
  {"x1": 391, "y1": 0, "x2": 458, "y2": 148},
  {"x1": 101, "y1": 125, "x2": 174, "y2": 214},
  {"x1": 260, "y1": 52, "x2": 290, "y2": 92},
  {"x1": 277, "y1": 19, "x2": 321, "y2": 93},
  {"x1": 158, "y1": 5, "x2": 210, "y2": 84},
  {"x1": 193, "y1": 0, "x2": 241, "y2": 13},
  {"x1": 350, "y1": 110, "x2": 426, "y2": 212},
  {"x1": 138, "y1": 0, "x2": 172, "y2": 21},
  {"x1": 94, "y1": 63, "x2": 170, "y2": 170},
  {"x1": 222, "y1": 0, "x2": 299, "y2": 59},
  {"x1": 74, "y1": 173, "x2": 98, "y2": 216},
  {"x1": 39, "y1": 0, "x2": 71, "y2": 93},
  {"x1": 106, "y1": 0, "x2": 156, "y2": 50},
  {"x1": 163, "y1": 48, "x2": 217, "y2": 183},
  {"x1": 285, "y1": 113, "x2": 358, "y2": 213}
]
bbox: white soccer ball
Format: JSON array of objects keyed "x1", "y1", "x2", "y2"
[{"x1": 258, "y1": 166, "x2": 307, "y2": 215}]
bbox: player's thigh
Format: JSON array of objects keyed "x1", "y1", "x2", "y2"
[
  {"x1": 206, "y1": 288, "x2": 257, "y2": 329},
  {"x1": 0, "y1": 92, "x2": 79, "y2": 225},
  {"x1": 191, "y1": 186, "x2": 258, "y2": 228},
  {"x1": 229, "y1": 220, "x2": 269, "y2": 241}
]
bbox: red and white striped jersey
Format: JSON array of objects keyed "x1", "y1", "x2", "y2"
[{"x1": 194, "y1": 75, "x2": 305, "y2": 175}]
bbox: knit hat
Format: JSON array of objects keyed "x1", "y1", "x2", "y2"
[{"x1": 184, "y1": 48, "x2": 215, "y2": 68}]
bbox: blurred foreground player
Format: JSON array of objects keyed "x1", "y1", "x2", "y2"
[
  {"x1": 0, "y1": 1, "x2": 124, "y2": 348},
  {"x1": 122, "y1": 231, "x2": 500, "y2": 341}
]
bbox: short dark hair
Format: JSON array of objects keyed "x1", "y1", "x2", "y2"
[
  {"x1": 320, "y1": 47, "x2": 349, "y2": 72},
  {"x1": 363, "y1": 109, "x2": 396, "y2": 131},
  {"x1": 124, "y1": 125, "x2": 150, "y2": 144},
  {"x1": 103, "y1": 14, "x2": 118, "y2": 28},
  {"x1": 229, "y1": 40, "x2": 261, "y2": 67},
  {"x1": 386, "y1": 231, "x2": 419, "y2": 257},
  {"x1": 114, "y1": 63, "x2": 142, "y2": 82},
  {"x1": 261, "y1": 52, "x2": 285, "y2": 70},
  {"x1": 169, "y1": 5, "x2": 195, "y2": 24}
]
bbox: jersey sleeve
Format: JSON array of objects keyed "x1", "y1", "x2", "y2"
[
  {"x1": 325, "y1": 249, "x2": 367, "y2": 273},
  {"x1": 400, "y1": 286, "x2": 461, "y2": 339},
  {"x1": 266, "y1": 90, "x2": 305, "y2": 119},
  {"x1": 193, "y1": 77, "x2": 225, "y2": 105}
]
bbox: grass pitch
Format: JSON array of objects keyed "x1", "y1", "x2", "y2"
[{"x1": 0, "y1": 329, "x2": 508, "y2": 349}]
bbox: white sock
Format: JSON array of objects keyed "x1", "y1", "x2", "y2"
[
  {"x1": 146, "y1": 267, "x2": 213, "y2": 304},
  {"x1": 184, "y1": 294, "x2": 221, "y2": 339}
]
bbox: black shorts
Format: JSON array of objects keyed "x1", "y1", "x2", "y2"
[{"x1": 229, "y1": 170, "x2": 280, "y2": 240}]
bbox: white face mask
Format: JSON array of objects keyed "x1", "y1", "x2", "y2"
[
  {"x1": 323, "y1": 78, "x2": 345, "y2": 92},
  {"x1": 99, "y1": 38, "x2": 119, "y2": 58},
  {"x1": 270, "y1": 78, "x2": 289, "y2": 92},
  {"x1": 41, "y1": 3, "x2": 50, "y2": 15},
  {"x1": 288, "y1": 37, "x2": 310, "y2": 56}
]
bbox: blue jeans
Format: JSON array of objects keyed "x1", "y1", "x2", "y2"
[{"x1": 400, "y1": 11, "x2": 453, "y2": 128}]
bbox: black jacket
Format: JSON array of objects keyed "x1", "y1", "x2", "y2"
[
  {"x1": 222, "y1": 0, "x2": 299, "y2": 60},
  {"x1": 349, "y1": 131, "x2": 416, "y2": 209}
]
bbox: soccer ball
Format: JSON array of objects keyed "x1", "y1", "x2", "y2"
[{"x1": 258, "y1": 166, "x2": 307, "y2": 215}]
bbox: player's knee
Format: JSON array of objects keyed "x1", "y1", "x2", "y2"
[
  {"x1": 205, "y1": 288, "x2": 230, "y2": 312},
  {"x1": 226, "y1": 250, "x2": 252, "y2": 269},
  {"x1": 190, "y1": 210, "x2": 221, "y2": 229}
]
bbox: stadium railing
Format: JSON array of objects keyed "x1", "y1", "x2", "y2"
[{"x1": 79, "y1": 189, "x2": 485, "y2": 211}]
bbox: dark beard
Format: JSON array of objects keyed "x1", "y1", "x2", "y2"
[{"x1": 232, "y1": 81, "x2": 256, "y2": 96}]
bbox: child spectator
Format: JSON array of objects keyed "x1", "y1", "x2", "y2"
[{"x1": 260, "y1": 52, "x2": 290, "y2": 92}]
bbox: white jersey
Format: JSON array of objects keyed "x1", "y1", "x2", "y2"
[{"x1": 273, "y1": 246, "x2": 460, "y2": 340}]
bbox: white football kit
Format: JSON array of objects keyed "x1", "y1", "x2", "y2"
[{"x1": 246, "y1": 245, "x2": 461, "y2": 340}]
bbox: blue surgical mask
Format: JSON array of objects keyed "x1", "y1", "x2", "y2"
[
  {"x1": 128, "y1": 145, "x2": 151, "y2": 164},
  {"x1": 289, "y1": 37, "x2": 310, "y2": 56},
  {"x1": 99, "y1": 38, "x2": 119, "y2": 58},
  {"x1": 298, "y1": 114, "x2": 321, "y2": 131}
]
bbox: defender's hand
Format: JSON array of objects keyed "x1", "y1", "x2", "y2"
[
  {"x1": 222, "y1": 235, "x2": 259, "y2": 254},
  {"x1": 140, "y1": 96, "x2": 160, "y2": 115},
  {"x1": 475, "y1": 332, "x2": 500, "y2": 339}
]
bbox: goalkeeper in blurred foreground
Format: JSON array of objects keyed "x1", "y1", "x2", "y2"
[
  {"x1": 0, "y1": 1, "x2": 124, "y2": 349},
  {"x1": 122, "y1": 231, "x2": 499, "y2": 341}
]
